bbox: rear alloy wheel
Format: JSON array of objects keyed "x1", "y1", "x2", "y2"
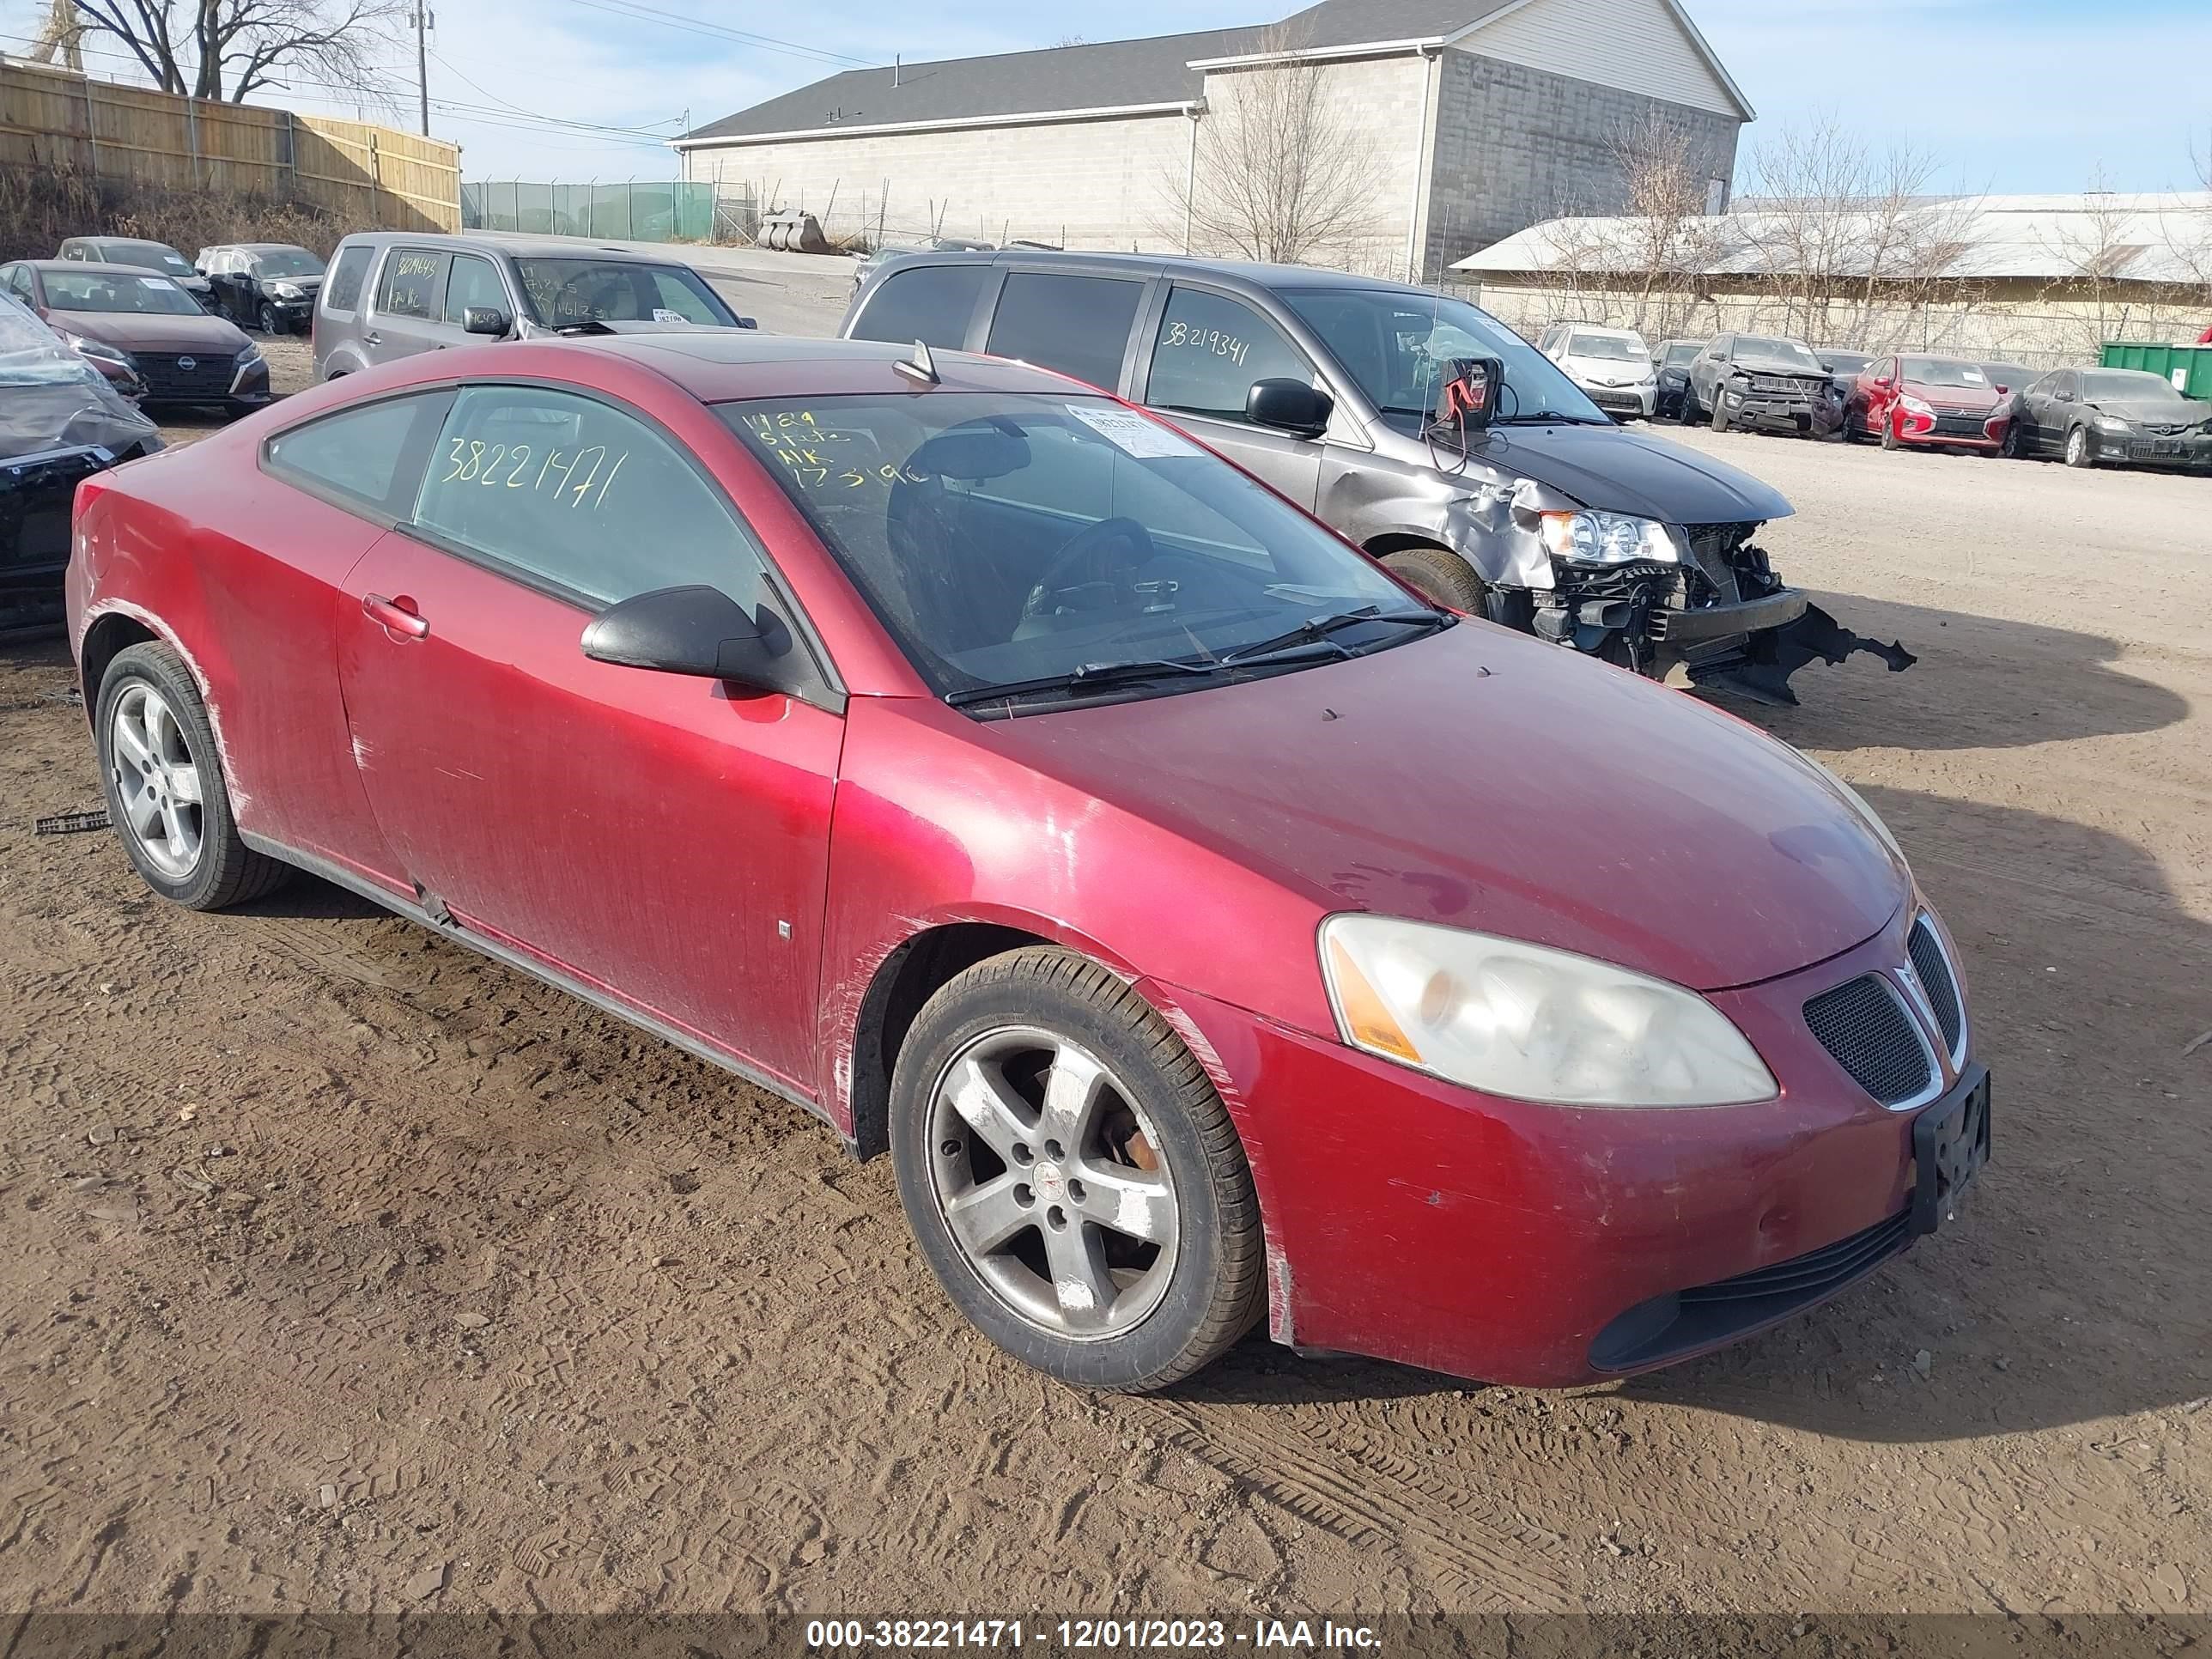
[
  {"x1": 2064, "y1": 424, "x2": 2095, "y2": 469},
  {"x1": 95, "y1": 642, "x2": 290, "y2": 910},
  {"x1": 890, "y1": 948, "x2": 1264, "y2": 1391},
  {"x1": 1379, "y1": 544, "x2": 1490, "y2": 619}
]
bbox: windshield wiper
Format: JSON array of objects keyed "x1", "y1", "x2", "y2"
[
  {"x1": 1219, "y1": 606, "x2": 1444, "y2": 668},
  {"x1": 944, "y1": 657, "x2": 1217, "y2": 708},
  {"x1": 1496, "y1": 411, "x2": 1610, "y2": 426}
]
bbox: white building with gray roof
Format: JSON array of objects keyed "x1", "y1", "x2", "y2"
[{"x1": 674, "y1": 0, "x2": 1753, "y2": 283}]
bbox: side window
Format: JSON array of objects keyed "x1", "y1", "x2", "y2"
[
  {"x1": 413, "y1": 386, "x2": 766, "y2": 608},
  {"x1": 853, "y1": 264, "x2": 985, "y2": 349},
  {"x1": 375, "y1": 249, "x2": 445, "y2": 319},
  {"x1": 1144, "y1": 287, "x2": 1314, "y2": 424},
  {"x1": 443, "y1": 254, "x2": 507, "y2": 324},
  {"x1": 264, "y1": 394, "x2": 442, "y2": 516},
  {"x1": 985, "y1": 272, "x2": 1144, "y2": 391},
  {"x1": 324, "y1": 244, "x2": 373, "y2": 313}
]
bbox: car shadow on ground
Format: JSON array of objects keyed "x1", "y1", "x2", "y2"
[{"x1": 1704, "y1": 593, "x2": 2187, "y2": 754}]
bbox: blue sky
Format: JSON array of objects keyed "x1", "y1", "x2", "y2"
[{"x1": 7, "y1": 0, "x2": 2207, "y2": 204}]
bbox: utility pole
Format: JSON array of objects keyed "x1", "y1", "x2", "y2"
[{"x1": 413, "y1": 2, "x2": 429, "y2": 137}]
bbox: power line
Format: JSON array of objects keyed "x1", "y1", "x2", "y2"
[{"x1": 550, "y1": 0, "x2": 875, "y2": 69}]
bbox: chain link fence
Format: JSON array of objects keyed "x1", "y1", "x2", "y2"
[{"x1": 461, "y1": 179, "x2": 716, "y2": 244}]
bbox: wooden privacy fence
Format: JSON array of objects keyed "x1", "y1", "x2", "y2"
[{"x1": 0, "y1": 59, "x2": 459, "y2": 230}]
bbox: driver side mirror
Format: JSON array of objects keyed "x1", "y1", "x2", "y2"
[
  {"x1": 580, "y1": 584, "x2": 798, "y2": 694},
  {"x1": 1246, "y1": 377, "x2": 1333, "y2": 438},
  {"x1": 463, "y1": 307, "x2": 512, "y2": 337}
]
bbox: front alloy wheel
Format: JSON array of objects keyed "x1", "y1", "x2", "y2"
[
  {"x1": 890, "y1": 947, "x2": 1263, "y2": 1391},
  {"x1": 2065, "y1": 425, "x2": 2094, "y2": 468}
]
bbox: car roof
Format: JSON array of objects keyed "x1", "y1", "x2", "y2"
[
  {"x1": 88, "y1": 236, "x2": 177, "y2": 251},
  {"x1": 884, "y1": 245, "x2": 1445, "y2": 300},
  {"x1": 542, "y1": 331, "x2": 1102, "y2": 403},
  {"x1": 337, "y1": 231, "x2": 697, "y2": 265},
  {"x1": 22, "y1": 258, "x2": 172, "y2": 275},
  {"x1": 1563, "y1": 325, "x2": 1644, "y2": 338},
  {"x1": 207, "y1": 243, "x2": 315, "y2": 254}
]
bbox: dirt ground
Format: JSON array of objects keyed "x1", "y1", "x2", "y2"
[{"x1": 1, "y1": 325, "x2": 2207, "y2": 1620}]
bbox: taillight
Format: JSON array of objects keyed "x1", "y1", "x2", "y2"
[{"x1": 74, "y1": 472, "x2": 112, "y2": 517}]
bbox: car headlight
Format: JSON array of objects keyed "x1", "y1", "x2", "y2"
[
  {"x1": 1899, "y1": 394, "x2": 1935, "y2": 419},
  {"x1": 1801, "y1": 755, "x2": 1908, "y2": 869},
  {"x1": 270, "y1": 282, "x2": 303, "y2": 299},
  {"x1": 1319, "y1": 916, "x2": 1778, "y2": 1107},
  {"x1": 2094, "y1": 416, "x2": 2129, "y2": 434},
  {"x1": 235, "y1": 344, "x2": 264, "y2": 366},
  {"x1": 61, "y1": 331, "x2": 133, "y2": 368},
  {"x1": 1538, "y1": 510, "x2": 1678, "y2": 565}
]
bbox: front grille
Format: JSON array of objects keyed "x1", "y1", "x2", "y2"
[
  {"x1": 1588, "y1": 1208, "x2": 1914, "y2": 1371},
  {"x1": 1804, "y1": 975, "x2": 1931, "y2": 1106},
  {"x1": 1589, "y1": 389, "x2": 1643, "y2": 410},
  {"x1": 1931, "y1": 414, "x2": 1986, "y2": 436},
  {"x1": 1907, "y1": 917, "x2": 1963, "y2": 1057},
  {"x1": 136, "y1": 352, "x2": 234, "y2": 401}
]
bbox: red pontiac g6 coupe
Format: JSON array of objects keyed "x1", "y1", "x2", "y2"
[{"x1": 67, "y1": 334, "x2": 1990, "y2": 1392}]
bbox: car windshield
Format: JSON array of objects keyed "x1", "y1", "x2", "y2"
[
  {"x1": 1281, "y1": 289, "x2": 1607, "y2": 428},
  {"x1": 720, "y1": 392, "x2": 1443, "y2": 708},
  {"x1": 1979, "y1": 365, "x2": 2033, "y2": 390},
  {"x1": 0, "y1": 294, "x2": 100, "y2": 386},
  {"x1": 43, "y1": 270, "x2": 204, "y2": 315},
  {"x1": 1902, "y1": 358, "x2": 1989, "y2": 388},
  {"x1": 1566, "y1": 331, "x2": 1644, "y2": 361},
  {"x1": 1822, "y1": 353, "x2": 1869, "y2": 374},
  {"x1": 252, "y1": 248, "x2": 324, "y2": 277},
  {"x1": 1661, "y1": 341, "x2": 1703, "y2": 367},
  {"x1": 513, "y1": 258, "x2": 732, "y2": 326},
  {"x1": 110, "y1": 243, "x2": 195, "y2": 276},
  {"x1": 2080, "y1": 370, "x2": 2195, "y2": 407},
  {"x1": 1735, "y1": 337, "x2": 1825, "y2": 374}
]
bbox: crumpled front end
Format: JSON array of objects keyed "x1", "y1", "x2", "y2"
[{"x1": 1534, "y1": 521, "x2": 1916, "y2": 705}]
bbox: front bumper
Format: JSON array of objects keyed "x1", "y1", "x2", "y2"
[
  {"x1": 1579, "y1": 381, "x2": 1656, "y2": 418},
  {"x1": 3, "y1": 444, "x2": 114, "y2": 631},
  {"x1": 1652, "y1": 584, "x2": 1808, "y2": 645},
  {"x1": 1722, "y1": 387, "x2": 1816, "y2": 433},
  {"x1": 1147, "y1": 908, "x2": 1979, "y2": 1387},
  {"x1": 2087, "y1": 428, "x2": 2212, "y2": 468}
]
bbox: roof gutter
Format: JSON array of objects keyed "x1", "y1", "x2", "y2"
[
  {"x1": 673, "y1": 100, "x2": 1198, "y2": 149},
  {"x1": 1185, "y1": 36, "x2": 1445, "y2": 70}
]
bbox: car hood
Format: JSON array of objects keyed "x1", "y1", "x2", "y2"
[
  {"x1": 52, "y1": 307, "x2": 250, "y2": 353},
  {"x1": 1478, "y1": 421, "x2": 1794, "y2": 524},
  {"x1": 1907, "y1": 382, "x2": 2002, "y2": 411},
  {"x1": 1559, "y1": 355, "x2": 1648, "y2": 384},
  {"x1": 2085, "y1": 397, "x2": 2212, "y2": 426},
  {"x1": 984, "y1": 622, "x2": 1904, "y2": 992}
]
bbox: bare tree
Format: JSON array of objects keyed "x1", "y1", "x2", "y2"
[
  {"x1": 1160, "y1": 25, "x2": 1376, "y2": 267},
  {"x1": 1602, "y1": 108, "x2": 1730, "y2": 337},
  {"x1": 2039, "y1": 173, "x2": 2142, "y2": 356},
  {"x1": 67, "y1": 0, "x2": 404, "y2": 104},
  {"x1": 1733, "y1": 112, "x2": 1975, "y2": 349},
  {"x1": 29, "y1": 0, "x2": 89, "y2": 69}
]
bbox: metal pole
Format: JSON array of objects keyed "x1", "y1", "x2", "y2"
[
  {"x1": 414, "y1": 2, "x2": 429, "y2": 136},
  {"x1": 1182, "y1": 106, "x2": 1200, "y2": 254}
]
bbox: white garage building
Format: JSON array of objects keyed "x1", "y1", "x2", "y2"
[{"x1": 675, "y1": 0, "x2": 1753, "y2": 283}]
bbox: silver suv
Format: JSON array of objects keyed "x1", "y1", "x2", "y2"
[{"x1": 313, "y1": 232, "x2": 755, "y2": 380}]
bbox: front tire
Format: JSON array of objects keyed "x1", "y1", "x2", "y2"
[
  {"x1": 258, "y1": 301, "x2": 281, "y2": 335},
  {"x1": 890, "y1": 948, "x2": 1265, "y2": 1392},
  {"x1": 95, "y1": 642, "x2": 290, "y2": 911},
  {"x1": 1711, "y1": 398, "x2": 1730, "y2": 433},
  {"x1": 2064, "y1": 424, "x2": 2095, "y2": 468},
  {"x1": 1378, "y1": 544, "x2": 1491, "y2": 618},
  {"x1": 1881, "y1": 416, "x2": 1900, "y2": 451}
]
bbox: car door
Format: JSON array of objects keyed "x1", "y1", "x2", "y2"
[
  {"x1": 1136, "y1": 283, "x2": 1325, "y2": 507},
  {"x1": 2029, "y1": 372, "x2": 2073, "y2": 453},
  {"x1": 1692, "y1": 337, "x2": 1729, "y2": 410},
  {"x1": 334, "y1": 380, "x2": 844, "y2": 1093},
  {"x1": 206, "y1": 251, "x2": 246, "y2": 321},
  {"x1": 1863, "y1": 357, "x2": 1897, "y2": 434},
  {"x1": 362, "y1": 247, "x2": 452, "y2": 362},
  {"x1": 441, "y1": 251, "x2": 515, "y2": 339},
  {"x1": 981, "y1": 268, "x2": 1148, "y2": 394}
]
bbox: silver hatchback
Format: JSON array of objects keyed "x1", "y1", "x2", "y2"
[{"x1": 313, "y1": 233, "x2": 755, "y2": 380}]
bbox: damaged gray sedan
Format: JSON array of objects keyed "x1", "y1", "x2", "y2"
[{"x1": 842, "y1": 253, "x2": 1910, "y2": 704}]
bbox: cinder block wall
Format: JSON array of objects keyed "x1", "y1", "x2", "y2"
[{"x1": 1420, "y1": 50, "x2": 1740, "y2": 284}]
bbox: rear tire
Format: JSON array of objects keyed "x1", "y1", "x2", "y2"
[
  {"x1": 1378, "y1": 544, "x2": 1491, "y2": 619},
  {"x1": 889, "y1": 947, "x2": 1265, "y2": 1392},
  {"x1": 94, "y1": 643, "x2": 291, "y2": 911}
]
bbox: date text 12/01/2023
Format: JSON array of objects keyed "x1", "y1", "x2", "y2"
[{"x1": 805, "y1": 1621, "x2": 1383, "y2": 1651}]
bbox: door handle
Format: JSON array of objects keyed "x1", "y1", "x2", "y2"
[
  {"x1": 362, "y1": 331, "x2": 383, "y2": 346},
  {"x1": 362, "y1": 592, "x2": 428, "y2": 640}
]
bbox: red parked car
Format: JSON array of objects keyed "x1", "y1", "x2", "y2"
[
  {"x1": 66, "y1": 335, "x2": 1990, "y2": 1392},
  {"x1": 1844, "y1": 355, "x2": 2008, "y2": 452}
]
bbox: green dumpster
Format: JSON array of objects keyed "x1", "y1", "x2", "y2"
[{"x1": 2100, "y1": 341, "x2": 2212, "y2": 398}]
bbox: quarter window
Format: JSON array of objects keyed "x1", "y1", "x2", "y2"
[
  {"x1": 265, "y1": 395, "x2": 442, "y2": 515},
  {"x1": 376, "y1": 249, "x2": 444, "y2": 319},
  {"x1": 443, "y1": 254, "x2": 507, "y2": 325},
  {"x1": 984, "y1": 272, "x2": 1144, "y2": 392},
  {"x1": 853, "y1": 264, "x2": 985, "y2": 350},
  {"x1": 412, "y1": 386, "x2": 768, "y2": 608},
  {"x1": 324, "y1": 244, "x2": 372, "y2": 313},
  {"x1": 1145, "y1": 288, "x2": 1313, "y2": 424}
]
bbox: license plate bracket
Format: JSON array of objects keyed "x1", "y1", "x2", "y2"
[{"x1": 1911, "y1": 1064, "x2": 1990, "y2": 1235}]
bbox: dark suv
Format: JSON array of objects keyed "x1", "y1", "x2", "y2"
[{"x1": 842, "y1": 251, "x2": 1906, "y2": 703}]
